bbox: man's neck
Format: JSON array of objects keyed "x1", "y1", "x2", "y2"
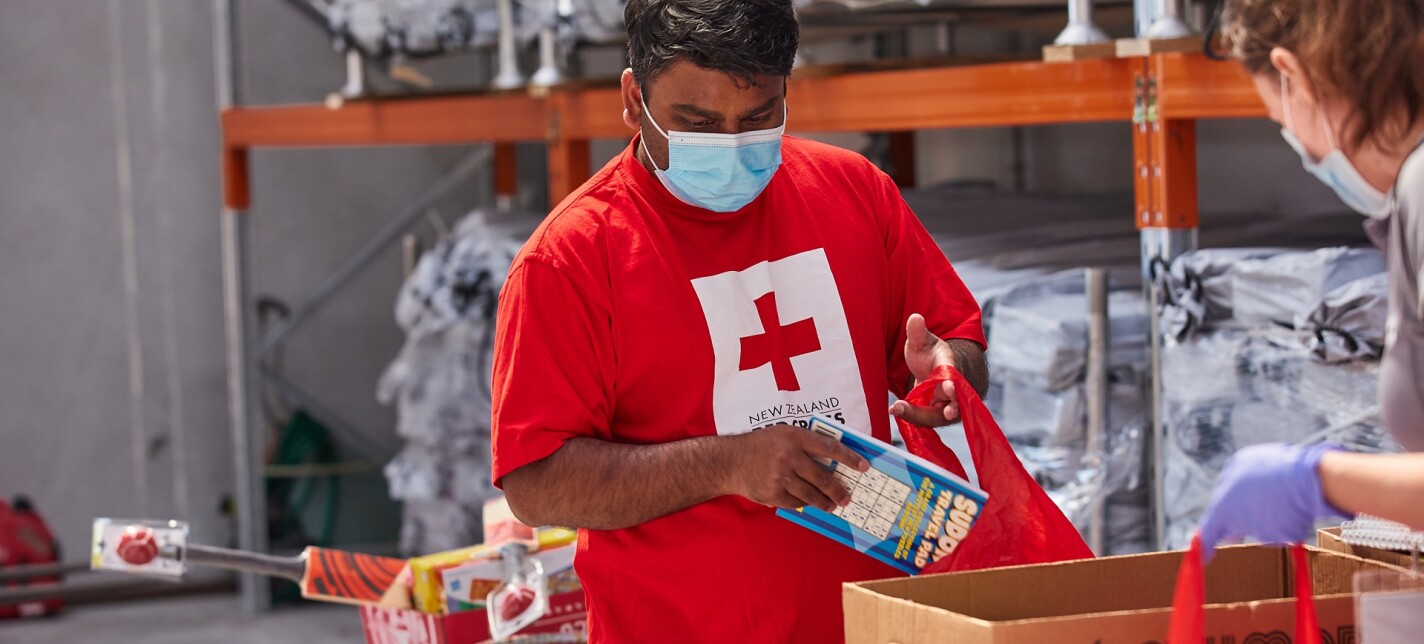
[{"x1": 635, "y1": 135, "x2": 659, "y2": 175}]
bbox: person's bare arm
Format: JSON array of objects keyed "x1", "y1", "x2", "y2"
[
  {"x1": 1319, "y1": 451, "x2": 1424, "y2": 529},
  {"x1": 945, "y1": 338, "x2": 988, "y2": 397},
  {"x1": 890, "y1": 314, "x2": 990, "y2": 428},
  {"x1": 501, "y1": 425, "x2": 870, "y2": 530}
]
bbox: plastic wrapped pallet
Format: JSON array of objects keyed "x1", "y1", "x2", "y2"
[
  {"x1": 379, "y1": 212, "x2": 522, "y2": 555},
  {"x1": 1297, "y1": 272, "x2": 1390, "y2": 363},
  {"x1": 1156, "y1": 246, "x2": 1384, "y2": 339},
  {"x1": 329, "y1": 0, "x2": 554, "y2": 59},
  {"x1": 1161, "y1": 329, "x2": 1395, "y2": 549},
  {"x1": 982, "y1": 271, "x2": 1152, "y2": 555},
  {"x1": 988, "y1": 272, "x2": 1149, "y2": 392}
]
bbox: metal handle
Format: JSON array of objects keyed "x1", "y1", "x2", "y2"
[{"x1": 182, "y1": 544, "x2": 306, "y2": 584}]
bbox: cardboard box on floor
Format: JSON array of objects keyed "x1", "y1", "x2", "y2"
[
  {"x1": 1317, "y1": 526, "x2": 1423, "y2": 569},
  {"x1": 844, "y1": 545, "x2": 1405, "y2": 644}
]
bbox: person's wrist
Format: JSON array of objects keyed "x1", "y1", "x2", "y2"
[
  {"x1": 708, "y1": 434, "x2": 743, "y2": 498},
  {"x1": 1303, "y1": 442, "x2": 1350, "y2": 520}
]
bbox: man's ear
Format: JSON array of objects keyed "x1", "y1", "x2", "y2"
[{"x1": 620, "y1": 69, "x2": 642, "y2": 131}]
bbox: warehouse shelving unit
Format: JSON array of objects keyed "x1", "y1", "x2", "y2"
[{"x1": 216, "y1": 40, "x2": 1267, "y2": 610}]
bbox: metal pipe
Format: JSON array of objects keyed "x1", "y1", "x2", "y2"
[
  {"x1": 1148, "y1": 274, "x2": 1166, "y2": 548},
  {"x1": 1085, "y1": 268, "x2": 1109, "y2": 555},
  {"x1": 1146, "y1": 0, "x2": 1194, "y2": 38},
  {"x1": 338, "y1": 49, "x2": 366, "y2": 99},
  {"x1": 0, "y1": 576, "x2": 235, "y2": 607},
  {"x1": 214, "y1": 0, "x2": 269, "y2": 615},
  {"x1": 1053, "y1": 0, "x2": 1110, "y2": 46},
  {"x1": 492, "y1": 0, "x2": 525, "y2": 89},
  {"x1": 182, "y1": 544, "x2": 306, "y2": 583},
  {"x1": 256, "y1": 147, "x2": 492, "y2": 358},
  {"x1": 530, "y1": 20, "x2": 563, "y2": 87},
  {"x1": 0, "y1": 562, "x2": 89, "y2": 583}
]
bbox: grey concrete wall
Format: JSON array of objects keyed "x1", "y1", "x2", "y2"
[{"x1": 0, "y1": 0, "x2": 504, "y2": 560}]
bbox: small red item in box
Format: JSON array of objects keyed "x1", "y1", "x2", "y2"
[{"x1": 360, "y1": 589, "x2": 586, "y2": 644}]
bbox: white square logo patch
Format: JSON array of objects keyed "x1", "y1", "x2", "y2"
[{"x1": 690, "y1": 248, "x2": 872, "y2": 437}]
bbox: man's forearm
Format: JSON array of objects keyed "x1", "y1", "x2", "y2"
[
  {"x1": 946, "y1": 338, "x2": 989, "y2": 397},
  {"x1": 502, "y1": 436, "x2": 734, "y2": 531}
]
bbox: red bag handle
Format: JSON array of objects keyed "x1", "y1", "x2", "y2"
[{"x1": 1168, "y1": 535, "x2": 1320, "y2": 644}]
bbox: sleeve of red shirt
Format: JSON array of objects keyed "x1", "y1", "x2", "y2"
[
  {"x1": 490, "y1": 254, "x2": 615, "y2": 487},
  {"x1": 873, "y1": 169, "x2": 987, "y2": 399}
]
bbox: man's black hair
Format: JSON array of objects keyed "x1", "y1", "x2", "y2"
[{"x1": 625, "y1": 0, "x2": 799, "y2": 92}]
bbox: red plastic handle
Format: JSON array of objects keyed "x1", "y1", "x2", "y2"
[{"x1": 1168, "y1": 535, "x2": 1319, "y2": 644}]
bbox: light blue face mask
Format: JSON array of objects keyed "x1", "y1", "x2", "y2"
[
  {"x1": 1280, "y1": 74, "x2": 1392, "y2": 219},
  {"x1": 639, "y1": 97, "x2": 786, "y2": 213}
]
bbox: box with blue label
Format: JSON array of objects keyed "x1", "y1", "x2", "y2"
[{"x1": 777, "y1": 416, "x2": 989, "y2": 575}]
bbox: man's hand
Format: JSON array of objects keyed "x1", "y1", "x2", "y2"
[
  {"x1": 890, "y1": 313, "x2": 962, "y2": 428},
  {"x1": 724, "y1": 425, "x2": 870, "y2": 512}
]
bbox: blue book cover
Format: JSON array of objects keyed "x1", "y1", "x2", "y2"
[{"x1": 776, "y1": 416, "x2": 990, "y2": 575}]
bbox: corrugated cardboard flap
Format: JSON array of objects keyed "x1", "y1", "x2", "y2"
[{"x1": 844, "y1": 545, "x2": 1410, "y2": 644}]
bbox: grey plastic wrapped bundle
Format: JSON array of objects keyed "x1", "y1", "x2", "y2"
[
  {"x1": 379, "y1": 212, "x2": 522, "y2": 555},
  {"x1": 1157, "y1": 246, "x2": 1396, "y2": 550},
  {"x1": 982, "y1": 270, "x2": 1152, "y2": 555},
  {"x1": 329, "y1": 0, "x2": 558, "y2": 58},
  {"x1": 1156, "y1": 246, "x2": 1384, "y2": 340},
  {"x1": 1297, "y1": 272, "x2": 1390, "y2": 363},
  {"x1": 988, "y1": 272, "x2": 1149, "y2": 393}
]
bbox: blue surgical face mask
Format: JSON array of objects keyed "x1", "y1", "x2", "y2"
[
  {"x1": 1280, "y1": 74, "x2": 1392, "y2": 219},
  {"x1": 639, "y1": 97, "x2": 785, "y2": 213}
]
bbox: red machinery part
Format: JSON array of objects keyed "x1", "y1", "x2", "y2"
[
  {"x1": 0, "y1": 497, "x2": 65, "y2": 619},
  {"x1": 116, "y1": 526, "x2": 159, "y2": 566}
]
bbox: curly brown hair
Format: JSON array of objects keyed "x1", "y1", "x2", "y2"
[{"x1": 1221, "y1": 0, "x2": 1424, "y2": 152}]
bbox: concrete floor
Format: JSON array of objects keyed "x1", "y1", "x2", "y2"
[{"x1": 2, "y1": 594, "x2": 365, "y2": 643}]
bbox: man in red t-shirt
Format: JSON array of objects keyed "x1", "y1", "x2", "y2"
[{"x1": 491, "y1": 0, "x2": 988, "y2": 639}]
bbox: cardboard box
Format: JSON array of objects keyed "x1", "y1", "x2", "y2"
[
  {"x1": 1317, "y1": 526, "x2": 1423, "y2": 569},
  {"x1": 844, "y1": 545, "x2": 1404, "y2": 644}
]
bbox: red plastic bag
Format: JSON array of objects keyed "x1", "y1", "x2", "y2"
[
  {"x1": 1167, "y1": 535, "x2": 1319, "y2": 644},
  {"x1": 900, "y1": 366, "x2": 1094, "y2": 574}
]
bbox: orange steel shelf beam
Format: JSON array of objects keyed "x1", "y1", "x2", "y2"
[
  {"x1": 218, "y1": 56, "x2": 1193, "y2": 209},
  {"x1": 1153, "y1": 53, "x2": 1266, "y2": 120},
  {"x1": 786, "y1": 58, "x2": 1137, "y2": 132},
  {"x1": 222, "y1": 93, "x2": 549, "y2": 148}
]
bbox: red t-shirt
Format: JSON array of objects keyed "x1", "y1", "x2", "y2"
[{"x1": 491, "y1": 136, "x2": 985, "y2": 642}]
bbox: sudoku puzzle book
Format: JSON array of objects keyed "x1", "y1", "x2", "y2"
[{"x1": 776, "y1": 416, "x2": 990, "y2": 575}]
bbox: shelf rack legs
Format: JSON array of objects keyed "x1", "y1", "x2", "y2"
[{"x1": 1134, "y1": 60, "x2": 1200, "y2": 549}]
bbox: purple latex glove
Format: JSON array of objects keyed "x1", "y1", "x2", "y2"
[{"x1": 1198, "y1": 442, "x2": 1349, "y2": 562}]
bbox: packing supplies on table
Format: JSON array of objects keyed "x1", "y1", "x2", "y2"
[
  {"x1": 777, "y1": 416, "x2": 989, "y2": 575},
  {"x1": 443, "y1": 543, "x2": 579, "y2": 613},
  {"x1": 407, "y1": 526, "x2": 577, "y2": 615}
]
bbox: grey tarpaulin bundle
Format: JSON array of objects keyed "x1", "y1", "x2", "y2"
[
  {"x1": 981, "y1": 270, "x2": 1153, "y2": 556},
  {"x1": 328, "y1": 0, "x2": 624, "y2": 60},
  {"x1": 1157, "y1": 246, "x2": 1399, "y2": 549},
  {"x1": 378, "y1": 212, "x2": 522, "y2": 555}
]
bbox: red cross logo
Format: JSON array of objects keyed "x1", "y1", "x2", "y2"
[{"x1": 738, "y1": 291, "x2": 822, "y2": 392}]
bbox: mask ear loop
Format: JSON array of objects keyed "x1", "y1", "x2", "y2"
[
  {"x1": 638, "y1": 90, "x2": 670, "y2": 171},
  {"x1": 1281, "y1": 73, "x2": 1295, "y2": 132},
  {"x1": 1318, "y1": 92, "x2": 1341, "y2": 152}
]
